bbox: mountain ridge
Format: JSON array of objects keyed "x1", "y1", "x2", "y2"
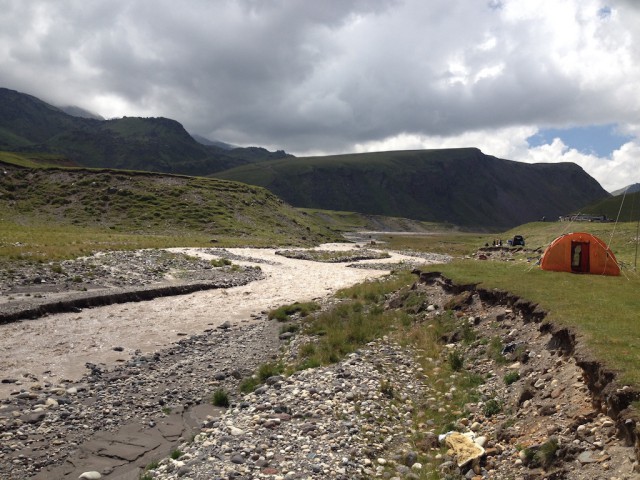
[
  {"x1": 212, "y1": 148, "x2": 610, "y2": 229},
  {"x1": 611, "y1": 183, "x2": 640, "y2": 196},
  {"x1": 0, "y1": 87, "x2": 287, "y2": 175}
]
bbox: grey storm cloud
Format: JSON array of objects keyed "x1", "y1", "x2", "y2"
[{"x1": 1, "y1": 0, "x2": 639, "y2": 159}]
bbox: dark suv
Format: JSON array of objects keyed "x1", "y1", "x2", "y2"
[{"x1": 512, "y1": 235, "x2": 525, "y2": 247}]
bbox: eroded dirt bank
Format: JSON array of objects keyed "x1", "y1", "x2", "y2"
[{"x1": 408, "y1": 271, "x2": 640, "y2": 478}]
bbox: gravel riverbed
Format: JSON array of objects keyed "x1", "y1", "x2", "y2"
[
  {"x1": 1, "y1": 246, "x2": 636, "y2": 479},
  {"x1": 0, "y1": 244, "x2": 441, "y2": 479}
]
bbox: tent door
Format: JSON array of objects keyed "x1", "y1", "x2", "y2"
[{"x1": 570, "y1": 241, "x2": 590, "y2": 273}]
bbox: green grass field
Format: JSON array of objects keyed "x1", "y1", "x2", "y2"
[
  {"x1": 381, "y1": 220, "x2": 639, "y2": 268},
  {"x1": 382, "y1": 220, "x2": 640, "y2": 385},
  {"x1": 0, "y1": 222, "x2": 215, "y2": 263},
  {"x1": 0, "y1": 152, "x2": 342, "y2": 262},
  {"x1": 431, "y1": 260, "x2": 640, "y2": 385}
]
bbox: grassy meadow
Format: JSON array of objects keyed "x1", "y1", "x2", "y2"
[
  {"x1": 0, "y1": 152, "x2": 342, "y2": 265},
  {"x1": 381, "y1": 220, "x2": 640, "y2": 385},
  {"x1": 0, "y1": 222, "x2": 216, "y2": 264}
]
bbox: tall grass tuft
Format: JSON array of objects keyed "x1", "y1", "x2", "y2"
[
  {"x1": 268, "y1": 302, "x2": 320, "y2": 321},
  {"x1": 212, "y1": 389, "x2": 230, "y2": 407}
]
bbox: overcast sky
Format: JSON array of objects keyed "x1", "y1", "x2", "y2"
[{"x1": 1, "y1": 0, "x2": 638, "y2": 191}]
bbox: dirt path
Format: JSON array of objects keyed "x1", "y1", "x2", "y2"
[{"x1": 0, "y1": 245, "x2": 426, "y2": 399}]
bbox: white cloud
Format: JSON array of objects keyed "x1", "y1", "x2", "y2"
[
  {"x1": 0, "y1": 0, "x2": 639, "y2": 188},
  {"x1": 521, "y1": 139, "x2": 640, "y2": 192}
]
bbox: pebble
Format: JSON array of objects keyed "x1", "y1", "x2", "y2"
[{"x1": 78, "y1": 472, "x2": 102, "y2": 479}]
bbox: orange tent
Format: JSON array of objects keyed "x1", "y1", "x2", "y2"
[{"x1": 540, "y1": 232, "x2": 620, "y2": 276}]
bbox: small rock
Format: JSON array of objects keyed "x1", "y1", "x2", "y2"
[{"x1": 78, "y1": 472, "x2": 102, "y2": 480}]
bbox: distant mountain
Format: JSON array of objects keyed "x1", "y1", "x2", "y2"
[
  {"x1": 58, "y1": 105, "x2": 105, "y2": 120},
  {"x1": 0, "y1": 87, "x2": 611, "y2": 230},
  {"x1": 191, "y1": 134, "x2": 236, "y2": 150},
  {"x1": 0, "y1": 87, "x2": 288, "y2": 175},
  {"x1": 611, "y1": 183, "x2": 640, "y2": 196},
  {"x1": 212, "y1": 148, "x2": 610, "y2": 230}
]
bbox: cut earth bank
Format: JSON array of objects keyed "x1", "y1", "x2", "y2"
[{"x1": 0, "y1": 244, "x2": 638, "y2": 479}]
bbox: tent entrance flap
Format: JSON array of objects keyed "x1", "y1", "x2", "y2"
[{"x1": 570, "y1": 241, "x2": 590, "y2": 273}]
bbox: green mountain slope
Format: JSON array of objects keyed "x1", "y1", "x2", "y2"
[
  {"x1": 0, "y1": 87, "x2": 289, "y2": 175},
  {"x1": 0, "y1": 88, "x2": 90, "y2": 146},
  {"x1": 581, "y1": 190, "x2": 640, "y2": 222},
  {"x1": 0, "y1": 152, "x2": 338, "y2": 245},
  {"x1": 213, "y1": 148, "x2": 610, "y2": 229}
]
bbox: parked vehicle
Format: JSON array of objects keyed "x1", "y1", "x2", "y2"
[{"x1": 512, "y1": 235, "x2": 525, "y2": 247}]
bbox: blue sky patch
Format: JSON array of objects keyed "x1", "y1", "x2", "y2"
[
  {"x1": 526, "y1": 124, "x2": 632, "y2": 157},
  {"x1": 598, "y1": 5, "x2": 612, "y2": 19}
]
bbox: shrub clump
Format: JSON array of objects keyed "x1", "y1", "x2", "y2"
[
  {"x1": 210, "y1": 258, "x2": 232, "y2": 267},
  {"x1": 535, "y1": 437, "x2": 559, "y2": 468},
  {"x1": 240, "y1": 362, "x2": 285, "y2": 393},
  {"x1": 212, "y1": 389, "x2": 230, "y2": 407},
  {"x1": 268, "y1": 301, "x2": 320, "y2": 321},
  {"x1": 448, "y1": 350, "x2": 464, "y2": 371},
  {"x1": 503, "y1": 371, "x2": 520, "y2": 385},
  {"x1": 483, "y1": 398, "x2": 502, "y2": 417}
]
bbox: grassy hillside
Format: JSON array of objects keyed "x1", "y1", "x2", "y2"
[
  {"x1": 212, "y1": 148, "x2": 609, "y2": 230},
  {"x1": 434, "y1": 259, "x2": 640, "y2": 385},
  {"x1": 580, "y1": 190, "x2": 640, "y2": 223},
  {"x1": 377, "y1": 219, "x2": 638, "y2": 269},
  {"x1": 0, "y1": 152, "x2": 340, "y2": 261},
  {"x1": 297, "y1": 208, "x2": 455, "y2": 234},
  {"x1": 0, "y1": 88, "x2": 88, "y2": 146},
  {"x1": 375, "y1": 221, "x2": 640, "y2": 385}
]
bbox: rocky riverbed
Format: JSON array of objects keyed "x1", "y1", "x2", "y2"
[
  {"x1": 0, "y1": 249, "x2": 265, "y2": 322},
  {"x1": 0, "y1": 249, "x2": 235, "y2": 294},
  {"x1": 1, "y1": 247, "x2": 638, "y2": 479},
  {"x1": 132, "y1": 273, "x2": 640, "y2": 480},
  {"x1": 0, "y1": 244, "x2": 437, "y2": 479},
  {"x1": 0, "y1": 318, "x2": 283, "y2": 479}
]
